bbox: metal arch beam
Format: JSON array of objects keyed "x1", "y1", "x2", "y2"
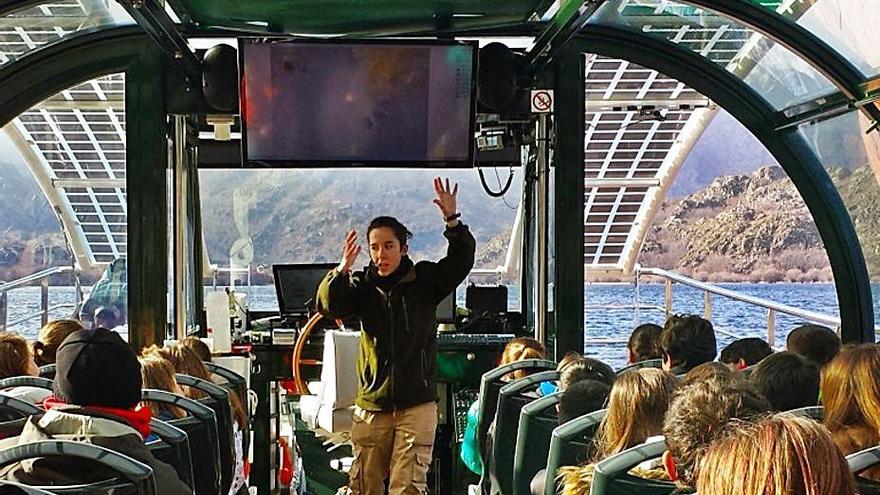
[
  {"x1": 527, "y1": 0, "x2": 606, "y2": 73},
  {"x1": 0, "y1": 26, "x2": 148, "y2": 127},
  {"x1": 574, "y1": 24, "x2": 874, "y2": 344},
  {"x1": 116, "y1": 0, "x2": 201, "y2": 85},
  {"x1": 0, "y1": 0, "x2": 43, "y2": 17},
  {"x1": 678, "y1": 0, "x2": 880, "y2": 126},
  {"x1": 3, "y1": 121, "x2": 95, "y2": 269}
]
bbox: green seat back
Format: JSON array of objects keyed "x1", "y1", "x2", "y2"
[
  {"x1": 614, "y1": 359, "x2": 662, "y2": 376},
  {"x1": 785, "y1": 405, "x2": 823, "y2": 420},
  {"x1": 477, "y1": 359, "x2": 556, "y2": 460},
  {"x1": 544, "y1": 409, "x2": 606, "y2": 495},
  {"x1": 489, "y1": 371, "x2": 559, "y2": 495},
  {"x1": 590, "y1": 438, "x2": 675, "y2": 495},
  {"x1": 513, "y1": 391, "x2": 561, "y2": 495}
]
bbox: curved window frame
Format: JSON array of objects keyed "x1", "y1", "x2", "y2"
[{"x1": 0, "y1": 0, "x2": 134, "y2": 71}]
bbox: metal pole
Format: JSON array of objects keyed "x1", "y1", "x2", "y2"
[
  {"x1": 535, "y1": 113, "x2": 550, "y2": 344},
  {"x1": 664, "y1": 279, "x2": 673, "y2": 318},
  {"x1": 173, "y1": 115, "x2": 188, "y2": 341},
  {"x1": 767, "y1": 309, "x2": 777, "y2": 347},
  {"x1": 704, "y1": 291, "x2": 712, "y2": 321},
  {"x1": 40, "y1": 278, "x2": 49, "y2": 327},
  {"x1": 0, "y1": 291, "x2": 6, "y2": 329}
]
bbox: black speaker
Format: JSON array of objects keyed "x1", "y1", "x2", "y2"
[
  {"x1": 202, "y1": 44, "x2": 239, "y2": 113},
  {"x1": 477, "y1": 43, "x2": 527, "y2": 113}
]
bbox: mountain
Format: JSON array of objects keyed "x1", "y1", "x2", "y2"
[
  {"x1": 640, "y1": 164, "x2": 880, "y2": 282},
  {"x1": 670, "y1": 110, "x2": 870, "y2": 198},
  {"x1": 670, "y1": 112, "x2": 775, "y2": 197},
  {"x1": 0, "y1": 158, "x2": 73, "y2": 280},
  {"x1": 198, "y1": 169, "x2": 521, "y2": 281}
]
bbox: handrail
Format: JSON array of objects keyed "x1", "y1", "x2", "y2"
[
  {"x1": 0, "y1": 266, "x2": 80, "y2": 331},
  {"x1": 637, "y1": 266, "x2": 842, "y2": 327},
  {"x1": 0, "y1": 266, "x2": 72, "y2": 292},
  {"x1": 5, "y1": 303, "x2": 77, "y2": 328}
]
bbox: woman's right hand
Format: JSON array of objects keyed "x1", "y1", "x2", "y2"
[{"x1": 338, "y1": 229, "x2": 361, "y2": 274}]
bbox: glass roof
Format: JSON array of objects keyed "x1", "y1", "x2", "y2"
[
  {"x1": 0, "y1": 0, "x2": 133, "y2": 67},
  {"x1": 755, "y1": 0, "x2": 880, "y2": 77},
  {"x1": 588, "y1": 0, "x2": 837, "y2": 110},
  {"x1": 168, "y1": 0, "x2": 546, "y2": 35},
  {"x1": 582, "y1": 54, "x2": 712, "y2": 271},
  {"x1": 5, "y1": 74, "x2": 126, "y2": 267}
]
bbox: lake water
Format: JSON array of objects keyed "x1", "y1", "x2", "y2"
[{"x1": 5, "y1": 283, "x2": 879, "y2": 370}]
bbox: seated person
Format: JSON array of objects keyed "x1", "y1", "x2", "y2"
[
  {"x1": 540, "y1": 354, "x2": 615, "y2": 397},
  {"x1": 557, "y1": 368, "x2": 677, "y2": 495},
  {"x1": 749, "y1": 351, "x2": 819, "y2": 411},
  {"x1": 138, "y1": 355, "x2": 187, "y2": 421},
  {"x1": 143, "y1": 344, "x2": 212, "y2": 400},
  {"x1": 627, "y1": 323, "x2": 663, "y2": 365},
  {"x1": 93, "y1": 306, "x2": 121, "y2": 331},
  {"x1": 539, "y1": 352, "x2": 582, "y2": 396},
  {"x1": 461, "y1": 337, "x2": 545, "y2": 476},
  {"x1": 697, "y1": 414, "x2": 857, "y2": 495},
  {"x1": 660, "y1": 315, "x2": 717, "y2": 375},
  {"x1": 786, "y1": 324, "x2": 840, "y2": 367},
  {"x1": 145, "y1": 344, "x2": 247, "y2": 494},
  {"x1": 0, "y1": 332, "x2": 50, "y2": 404},
  {"x1": 681, "y1": 361, "x2": 740, "y2": 387},
  {"x1": 719, "y1": 337, "x2": 773, "y2": 370},
  {"x1": 821, "y1": 344, "x2": 880, "y2": 480},
  {"x1": 180, "y1": 336, "x2": 212, "y2": 362},
  {"x1": 662, "y1": 378, "x2": 770, "y2": 493},
  {"x1": 0, "y1": 328, "x2": 189, "y2": 494},
  {"x1": 557, "y1": 379, "x2": 611, "y2": 426},
  {"x1": 559, "y1": 357, "x2": 615, "y2": 390},
  {"x1": 32, "y1": 320, "x2": 84, "y2": 367},
  {"x1": 529, "y1": 379, "x2": 613, "y2": 495}
]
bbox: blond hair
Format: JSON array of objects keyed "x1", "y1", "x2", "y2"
[
  {"x1": 500, "y1": 337, "x2": 545, "y2": 380},
  {"x1": 821, "y1": 345, "x2": 880, "y2": 460},
  {"x1": 138, "y1": 355, "x2": 186, "y2": 419},
  {"x1": 0, "y1": 332, "x2": 33, "y2": 379},
  {"x1": 142, "y1": 344, "x2": 211, "y2": 399},
  {"x1": 696, "y1": 414, "x2": 857, "y2": 495},
  {"x1": 180, "y1": 336, "x2": 212, "y2": 362},
  {"x1": 33, "y1": 319, "x2": 84, "y2": 366},
  {"x1": 143, "y1": 344, "x2": 247, "y2": 429},
  {"x1": 593, "y1": 368, "x2": 677, "y2": 459}
]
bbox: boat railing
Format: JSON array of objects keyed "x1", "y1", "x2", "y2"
[
  {"x1": 622, "y1": 266, "x2": 851, "y2": 347},
  {"x1": 0, "y1": 266, "x2": 79, "y2": 331}
]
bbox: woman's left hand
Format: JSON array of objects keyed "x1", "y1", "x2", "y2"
[{"x1": 432, "y1": 177, "x2": 458, "y2": 219}]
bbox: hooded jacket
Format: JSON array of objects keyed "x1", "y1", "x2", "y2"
[
  {"x1": 317, "y1": 222, "x2": 475, "y2": 411},
  {"x1": 0, "y1": 407, "x2": 191, "y2": 495}
]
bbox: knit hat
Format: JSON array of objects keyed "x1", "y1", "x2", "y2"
[{"x1": 53, "y1": 328, "x2": 142, "y2": 409}]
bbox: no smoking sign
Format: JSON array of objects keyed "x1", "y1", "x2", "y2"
[{"x1": 530, "y1": 89, "x2": 554, "y2": 113}]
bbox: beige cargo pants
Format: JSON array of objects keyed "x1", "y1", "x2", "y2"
[{"x1": 348, "y1": 401, "x2": 438, "y2": 495}]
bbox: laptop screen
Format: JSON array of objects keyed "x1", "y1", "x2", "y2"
[{"x1": 272, "y1": 263, "x2": 337, "y2": 316}]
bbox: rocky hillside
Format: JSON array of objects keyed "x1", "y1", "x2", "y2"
[{"x1": 640, "y1": 164, "x2": 880, "y2": 282}]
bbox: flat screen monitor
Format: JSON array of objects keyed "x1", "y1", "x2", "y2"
[
  {"x1": 240, "y1": 39, "x2": 477, "y2": 167},
  {"x1": 272, "y1": 263, "x2": 337, "y2": 316}
]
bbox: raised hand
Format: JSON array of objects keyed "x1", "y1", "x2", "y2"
[
  {"x1": 432, "y1": 177, "x2": 459, "y2": 219},
  {"x1": 338, "y1": 229, "x2": 361, "y2": 274}
]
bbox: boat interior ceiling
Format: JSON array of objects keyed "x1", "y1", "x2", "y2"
[{"x1": 1, "y1": 1, "x2": 880, "y2": 492}]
